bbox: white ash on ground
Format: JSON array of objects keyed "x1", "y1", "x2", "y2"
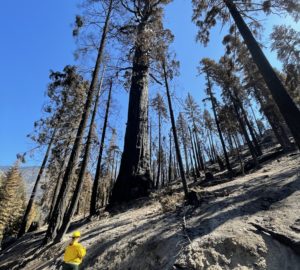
[{"x1": 0, "y1": 152, "x2": 300, "y2": 270}]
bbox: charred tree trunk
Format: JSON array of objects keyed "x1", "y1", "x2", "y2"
[
  {"x1": 196, "y1": 136, "x2": 206, "y2": 172},
  {"x1": 207, "y1": 130, "x2": 216, "y2": 164},
  {"x1": 18, "y1": 128, "x2": 57, "y2": 237},
  {"x1": 90, "y1": 80, "x2": 112, "y2": 216},
  {"x1": 55, "y1": 73, "x2": 106, "y2": 242},
  {"x1": 192, "y1": 130, "x2": 204, "y2": 171},
  {"x1": 189, "y1": 149, "x2": 197, "y2": 182},
  {"x1": 236, "y1": 95, "x2": 262, "y2": 156},
  {"x1": 189, "y1": 127, "x2": 201, "y2": 177},
  {"x1": 162, "y1": 60, "x2": 189, "y2": 197},
  {"x1": 110, "y1": 23, "x2": 152, "y2": 204},
  {"x1": 44, "y1": 0, "x2": 112, "y2": 243},
  {"x1": 207, "y1": 74, "x2": 232, "y2": 174},
  {"x1": 149, "y1": 119, "x2": 153, "y2": 178},
  {"x1": 183, "y1": 140, "x2": 190, "y2": 177},
  {"x1": 156, "y1": 113, "x2": 162, "y2": 189},
  {"x1": 249, "y1": 103, "x2": 263, "y2": 138},
  {"x1": 224, "y1": 0, "x2": 300, "y2": 150},
  {"x1": 227, "y1": 87, "x2": 259, "y2": 167},
  {"x1": 233, "y1": 100, "x2": 259, "y2": 167},
  {"x1": 233, "y1": 133, "x2": 245, "y2": 175},
  {"x1": 168, "y1": 132, "x2": 173, "y2": 183},
  {"x1": 253, "y1": 85, "x2": 293, "y2": 152},
  {"x1": 47, "y1": 144, "x2": 71, "y2": 223}
]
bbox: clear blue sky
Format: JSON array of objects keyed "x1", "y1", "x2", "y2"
[{"x1": 0, "y1": 0, "x2": 296, "y2": 166}]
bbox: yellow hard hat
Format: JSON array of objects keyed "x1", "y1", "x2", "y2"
[{"x1": 72, "y1": 231, "x2": 81, "y2": 238}]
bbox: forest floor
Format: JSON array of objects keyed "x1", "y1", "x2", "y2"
[{"x1": 0, "y1": 151, "x2": 300, "y2": 270}]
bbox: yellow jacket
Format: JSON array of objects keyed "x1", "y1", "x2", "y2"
[{"x1": 63, "y1": 242, "x2": 86, "y2": 265}]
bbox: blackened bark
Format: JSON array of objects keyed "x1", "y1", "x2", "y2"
[
  {"x1": 90, "y1": 80, "x2": 112, "y2": 216},
  {"x1": 44, "y1": 0, "x2": 112, "y2": 243},
  {"x1": 196, "y1": 137, "x2": 206, "y2": 172},
  {"x1": 183, "y1": 142, "x2": 190, "y2": 177},
  {"x1": 149, "y1": 120, "x2": 152, "y2": 177},
  {"x1": 47, "y1": 145, "x2": 70, "y2": 222},
  {"x1": 224, "y1": 0, "x2": 300, "y2": 149},
  {"x1": 192, "y1": 130, "x2": 204, "y2": 171},
  {"x1": 55, "y1": 72, "x2": 105, "y2": 242},
  {"x1": 235, "y1": 94, "x2": 262, "y2": 156},
  {"x1": 233, "y1": 133, "x2": 245, "y2": 175},
  {"x1": 156, "y1": 113, "x2": 162, "y2": 189},
  {"x1": 207, "y1": 130, "x2": 216, "y2": 163},
  {"x1": 18, "y1": 128, "x2": 57, "y2": 237},
  {"x1": 253, "y1": 85, "x2": 293, "y2": 152},
  {"x1": 168, "y1": 132, "x2": 173, "y2": 183},
  {"x1": 163, "y1": 60, "x2": 189, "y2": 197},
  {"x1": 249, "y1": 103, "x2": 263, "y2": 137},
  {"x1": 232, "y1": 96, "x2": 259, "y2": 167},
  {"x1": 110, "y1": 23, "x2": 152, "y2": 204},
  {"x1": 207, "y1": 74, "x2": 232, "y2": 174},
  {"x1": 189, "y1": 127, "x2": 201, "y2": 177},
  {"x1": 189, "y1": 149, "x2": 197, "y2": 182}
]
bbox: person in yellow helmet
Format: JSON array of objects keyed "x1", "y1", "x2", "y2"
[{"x1": 62, "y1": 231, "x2": 86, "y2": 270}]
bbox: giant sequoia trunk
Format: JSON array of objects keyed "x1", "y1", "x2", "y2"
[
  {"x1": 224, "y1": 0, "x2": 300, "y2": 150},
  {"x1": 44, "y1": 0, "x2": 112, "y2": 243},
  {"x1": 90, "y1": 80, "x2": 112, "y2": 216},
  {"x1": 110, "y1": 24, "x2": 152, "y2": 204}
]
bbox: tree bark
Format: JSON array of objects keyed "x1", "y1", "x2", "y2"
[
  {"x1": 249, "y1": 103, "x2": 263, "y2": 137},
  {"x1": 207, "y1": 74, "x2": 232, "y2": 174},
  {"x1": 253, "y1": 85, "x2": 293, "y2": 151},
  {"x1": 110, "y1": 22, "x2": 152, "y2": 204},
  {"x1": 224, "y1": 0, "x2": 300, "y2": 149},
  {"x1": 230, "y1": 89, "x2": 260, "y2": 167},
  {"x1": 234, "y1": 92, "x2": 262, "y2": 156},
  {"x1": 189, "y1": 127, "x2": 201, "y2": 176},
  {"x1": 55, "y1": 71, "x2": 105, "y2": 242},
  {"x1": 162, "y1": 60, "x2": 189, "y2": 198},
  {"x1": 168, "y1": 132, "x2": 173, "y2": 183},
  {"x1": 90, "y1": 79, "x2": 112, "y2": 216},
  {"x1": 47, "y1": 144, "x2": 70, "y2": 222},
  {"x1": 233, "y1": 133, "x2": 245, "y2": 175},
  {"x1": 44, "y1": 0, "x2": 112, "y2": 243},
  {"x1": 156, "y1": 113, "x2": 162, "y2": 189}
]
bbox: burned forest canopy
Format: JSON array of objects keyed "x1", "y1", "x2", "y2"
[{"x1": 0, "y1": 0, "x2": 300, "y2": 260}]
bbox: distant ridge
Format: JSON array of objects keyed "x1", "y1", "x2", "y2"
[{"x1": 0, "y1": 166, "x2": 44, "y2": 199}]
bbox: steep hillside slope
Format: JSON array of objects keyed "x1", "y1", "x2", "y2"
[{"x1": 0, "y1": 153, "x2": 300, "y2": 270}]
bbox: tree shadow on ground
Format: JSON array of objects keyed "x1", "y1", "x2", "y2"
[
  {"x1": 186, "y1": 167, "x2": 300, "y2": 241},
  {"x1": 1, "y1": 157, "x2": 299, "y2": 270}
]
